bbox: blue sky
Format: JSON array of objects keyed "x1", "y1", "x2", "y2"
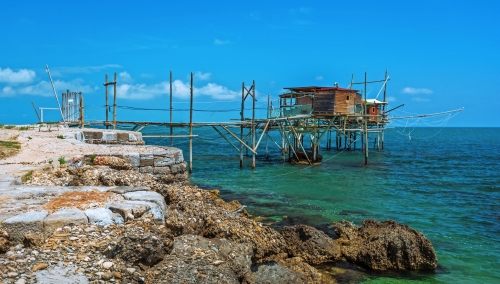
[{"x1": 1, "y1": 0, "x2": 498, "y2": 126}]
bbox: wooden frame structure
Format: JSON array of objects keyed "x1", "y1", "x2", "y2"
[{"x1": 68, "y1": 70, "x2": 394, "y2": 169}]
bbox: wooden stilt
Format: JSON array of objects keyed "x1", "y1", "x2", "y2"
[
  {"x1": 189, "y1": 72, "x2": 193, "y2": 173},
  {"x1": 113, "y1": 72, "x2": 117, "y2": 130},
  {"x1": 170, "y1": 70, "x2": 173, "y2": 147}
]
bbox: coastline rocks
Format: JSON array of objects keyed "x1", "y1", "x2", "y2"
[
  {"x1": 0, "y1": 228, "x2": 9, "y2": 253},
  {"x1": 333, "y1": 219, "x2": 438, "y2": 270},
  {"x1": 159, "y1": 184, "x2": 288, "y2": 261},
  {"x1": 281, "y1": 224, "x2": 341, "y2": 264}
]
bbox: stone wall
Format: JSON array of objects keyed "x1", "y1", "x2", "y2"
[
  {"x1": 81, "y1": 146, "x2": 187, "y2": 181},
  {"x1": 63, "y1": 130, "x2": 144, "y2": 145}
]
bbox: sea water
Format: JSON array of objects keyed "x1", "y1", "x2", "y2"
[{"x1": 142, "y1": 127, "x2": 500, "y2": 283}]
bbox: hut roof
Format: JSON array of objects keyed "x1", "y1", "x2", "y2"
[
  {"x1": 365, "y1": 99, "x2": 388, "y2": 105},
  {"x1": 281, "y1": 86, "x2": 359, "y2": 98}
]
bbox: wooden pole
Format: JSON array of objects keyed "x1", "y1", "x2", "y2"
[
  {"x1": 251, "y1": 80, "x2": 256, "y2": 169},
  {"x1": 382, "y1": 130, "x2": 385, "y2": 150},
  {"x1": 80, "y1": 94, "x2": 84, "y2": 129},
  {"x1": 266, "y1": 94, "x2": 270, "y2": 160},
  {"x1": 113, "y1": 72, "x2": 117, "y2": 130},
  {"x1": 105, "y1": 74, "x2": 109, "y2": 129},
  {"x1": 189, "y1": 72, "x2": 194, "y2": 173},
  {"x1": 364, "y1": 72, "x2": 368, "y2": 166},
  {"x1": 170, "y1": 70, "x2": 173, "y2": 147},
  {"x1": 31, "y1": 102, "x2": 41, "y2": 123},
  {"x1": 240, "y1": 82, "x2": 244, "y2": 168}
]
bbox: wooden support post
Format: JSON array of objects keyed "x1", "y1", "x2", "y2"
[
  {"x1": 336, "y1": 131, "x2": 339, "y2": 150},
  {"x1": 354, "y1": 132, "x2": 357, "y2": 149},
  {"x1": 170, "y1": 70, "x2": 173, "y2": 147},
  {"x1": 266, "y1": 94, "x2": 270, "y2": 159},
  {"x1": 240, "y1": 82, "x2": 244, "y2": 168},
  {"x1": 31, "y1": 102, "x2": 41, "y2": 123},
  {"x1": 113, "y1": 72, "x2": 117, "y2": 130},
  {"x1": 189, "y1": 72, "x2": 194, "y2": 173},
  {"x1": 382, "y1": 130, "x2": 385, "y2": 150},
  {"x1": 80, "y1": 94, "x2": 84, "y2": 129},
  {"x1": 105, "y1": 74, "x2": 109, "y2": 129},
  {"x1": 364, "y1": 72, "x2": 369, "y2": 166},
  {"x1": 251, "y1": 80, "x2": 256, "y2": 169}
]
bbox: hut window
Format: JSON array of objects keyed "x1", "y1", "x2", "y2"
[
  {"x1": 372, "y1": 107, "x2": 375, "y2": 113},
  {"x1": 346, "y1": 95, "x2": 350, "y2": 101}
]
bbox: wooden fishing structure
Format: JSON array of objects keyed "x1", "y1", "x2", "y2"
[{"x1": 62, "y1": 69, "x2": 462, "y2": 171}]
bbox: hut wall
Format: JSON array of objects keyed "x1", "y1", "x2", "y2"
[
  {"x1": 367, "y1": 105, "x2": 381, "y2": 121},
  {"x1": 312, "y1": 92, "x2": 335, "y2": 114},
  {"x1": 296, "y1": 96, "x2": 313, "y2": 105},
  {"x1": 333, "y1": 90, "x2": 356, "y2": 114}
]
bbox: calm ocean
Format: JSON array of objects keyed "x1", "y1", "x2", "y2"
[{"x1": 141, "y1": 127, "x2": 500, "y2": 283}]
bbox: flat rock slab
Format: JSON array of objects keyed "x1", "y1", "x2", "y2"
[
  {"x1": 43, "y1": 209, "x2": 88, "y2": 237},
  {"x1": 108, "y1": 201, "x2": 151, "y2": 221},
  {"x1": 85, "y1": 208, "x2": 124, "y2": 226},
  {"x1": 123, "y1": 191, "x2": 168, "y2": 215},
  {"x1": 35, "y1": 263, "x2": 89, "y2": 284},
  {"x1": 2, "y1": 211, "x2": 48, "y2": 244},
  {"x1": 109, "y1": 186, "x2": 151, "y2": 194}
]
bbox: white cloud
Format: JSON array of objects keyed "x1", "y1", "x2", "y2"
[
  {"x1": 1, "y1": 80, "x2": 98, "y2": 97},
  {"x1": 214, "y1": 39, "x2": 230, "y2": 45},
  {"x1": 0, "y1": 67, "x2": 36, "y2": 84},
  {"x1": 119, "y1": 71, "x2": 133, "y2": 83},
  {"x1": 401, "y1": 87, "x2": 433, "y2": 95},
  {"x1": 386, "y1": 96, "x2": 396, "y2": 102},
  {"x1": 194, "y1": 71, "x2": 211, "y2": 81},
  {"x1": 315, "y1": 76, "x2": 323, "y2": 81},
  {"x1": 412, "y1": 97, "x2": 431, "y2": 102},
  {"x1": 197, "y1": 83, "x2": 238, "y2": 100},
  {"x1": 1, "y1": 86, "x2": 16, "y2": 97},
  {"x1": 116, "y1": 80, "x2": 239, "y2": 100}
]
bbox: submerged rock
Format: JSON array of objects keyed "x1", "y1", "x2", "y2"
[
  {"x1": 281, "y1": 224, "x2": 341, "y2": 264},
  {"x1": 333, "y1": 219, "x2": 438, "y2": 270}
]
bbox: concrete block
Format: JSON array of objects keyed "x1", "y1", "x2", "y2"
[
  {"x1": 117, "y1": 132, "x2": 129, "y2": 142},
  {"x1": 174, "y1": 151, "x2": 184, "y2": 163},
  {"x1": 132, "y1": 132, "x2": 142, "y2": 141},
  {"x1": 139, "y1": 166, "x2": 153, "y2": 174},
  {"x1": 154, "y1": 155, "x2": 175, "y2": 167},
  {"x1": 129, "y1": 133, "x2": 138, "y2": 142},
  {"x1": 83, "y1": 131, "x2": 103, "y2": 140},
  {"x1": 2, "y1": 211, "x2": 48, "y2": 244},
  {"x1": 153, "y1": 166, "x2": 171, "y2": 174},
  {"x1": 170, "y1": 164, "x2": 181, "y2": 174},
  {"x1": 102, "y1": 132, "x2": 117, "y2": 142},
  {"x1": 75, "y1": 131, "x2": 84, "y2": 141},
  {"x1": 123, "y1": 152, "x2": 140, "y2": 167},
  {"x1": 140, "y1": 153, "x2": 154, "y2": 167},
  {"x1": 107, "y1": 201, "x2": 151, "y2": 221},
  {"x1": 122, "y1": 191, "x2": 168, "y2": 216},
  {"x1": 153, "y1": 148, "x2": 168, "y2": 156},
  {"x1": 43, "y1": 209, "x2": 88, "y2": 237}
]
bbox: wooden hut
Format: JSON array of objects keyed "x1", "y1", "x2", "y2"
[
  {"x1": 281, "y1": 86, "x2": 361, "y2": 116},
  {"x1": 365, "y1": 99, "x2": 388, "y2": 121}
]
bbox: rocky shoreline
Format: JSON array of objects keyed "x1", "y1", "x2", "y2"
[{"x1": 0, "y1": 128, "x2": 438, "y2": 283}]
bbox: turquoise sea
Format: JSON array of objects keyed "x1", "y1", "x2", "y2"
[{"x1": 140, "y1": 127, "x2": 500, "y2": 283}]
